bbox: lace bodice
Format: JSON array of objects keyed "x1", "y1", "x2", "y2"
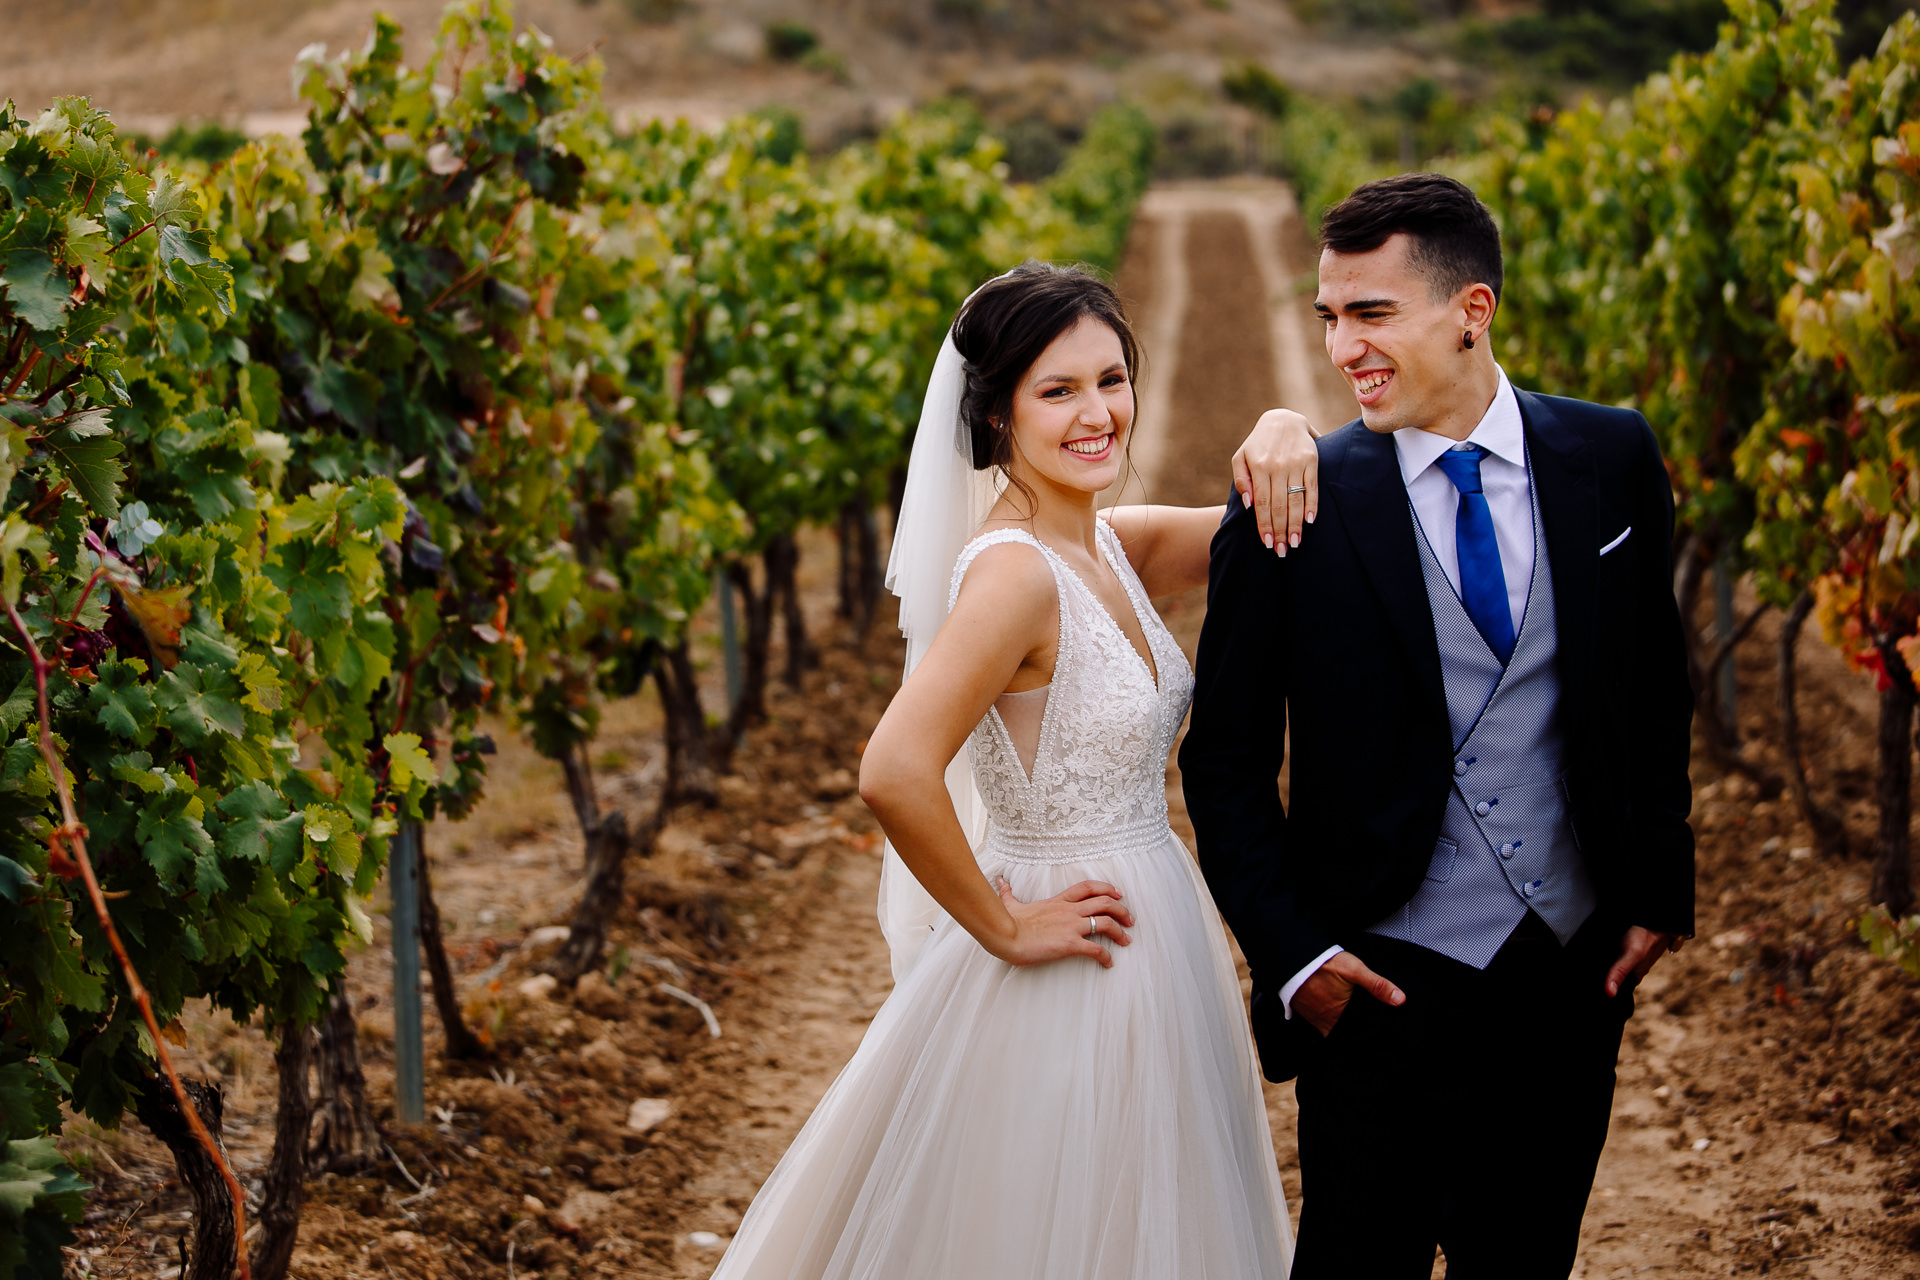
[{"x1": 948, "y1": 522, "x2": 1195, "y2": 865}]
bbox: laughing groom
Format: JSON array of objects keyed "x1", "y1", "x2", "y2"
[{"x1": 1182, "y1": 173, "x2": 1696, "y2": 1276}]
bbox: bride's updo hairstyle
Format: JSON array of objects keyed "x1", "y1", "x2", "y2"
[{"x1": 950, "y1": 261, "x2": 1140, "y2": 475}]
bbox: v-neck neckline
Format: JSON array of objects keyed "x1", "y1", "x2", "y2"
[{"x1": 1036, "y1": 530, "x2": 1161, "y2": 695}]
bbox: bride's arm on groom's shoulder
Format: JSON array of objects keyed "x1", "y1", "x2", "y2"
[
  {"x1": 858, "y1": 542, "x2": 1136, "y2": 970},
  {"x1": 1231, "y1": 407, "x2": 1321, "y2": 556},
  {"x1": 1103, "y1": 408, "x2": 1321, "y2": 596}
]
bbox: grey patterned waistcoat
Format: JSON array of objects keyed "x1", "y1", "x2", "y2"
[{"x1": 1365, "y1": 466, "x2": 1597, "y2": 968}]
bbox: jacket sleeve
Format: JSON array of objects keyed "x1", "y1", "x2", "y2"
[
  {"x1": 1622, "y1": 415, "x2": 1697, "y2": 936},
  {"x1": 1179, "y1": 492, "x2": 1341, "y2": 989}
]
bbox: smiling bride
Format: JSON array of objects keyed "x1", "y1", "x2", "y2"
[{"x1": 705, "y1": 262, "x2": 1316, "y2": 1280}]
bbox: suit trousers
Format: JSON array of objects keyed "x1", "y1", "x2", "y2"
[{"x1": 1288, "y1": 912, "x2": 1635, "y2": 1279}]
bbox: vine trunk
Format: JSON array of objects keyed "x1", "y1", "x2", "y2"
[
  {"x1": 250, "y1": 1023, "x2": 313, "y2": 1280},
  {"x1": 132, "y1": 1078, "x2": 237, "y2": 1280}
]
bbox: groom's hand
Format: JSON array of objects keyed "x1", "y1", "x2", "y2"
[
  {"x1": 1606, "y1": 926, "x2": 1686, "y2": 997},
  {"x1": 1293, "y1": 952, "x2": 1406, "y2": 1037}
]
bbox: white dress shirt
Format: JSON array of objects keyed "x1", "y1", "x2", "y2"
[
  {"x1": 1393, "y1": 368, "x2": 1534, "y2": 636},
  {"x1": 1277, "y1": 367, "x2": 1535, "y2": 1019}
]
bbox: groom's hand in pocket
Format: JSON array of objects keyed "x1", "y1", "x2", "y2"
[
  {"x1": 1294, "y1": 953, "x2": 1406, "y2": 1037},
  {"x1": 1605, "y1": 926, "x2": 1686, "y2": 997}
]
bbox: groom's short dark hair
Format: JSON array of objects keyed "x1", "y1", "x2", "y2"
[{"x1": 1320, "y1": 173, "x2": 1503, "y2": 304}]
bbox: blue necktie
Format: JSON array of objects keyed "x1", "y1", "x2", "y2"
[{"x1": 1433, "y1": 445, "x2": 1515, "y2": 665}]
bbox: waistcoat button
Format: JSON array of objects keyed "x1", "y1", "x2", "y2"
[{"x1": 1474, "y1": 800, "x2": 1492, "y2": 817}]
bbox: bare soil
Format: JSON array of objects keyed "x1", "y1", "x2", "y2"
[{"x1": 55, "y1": 186, "x2": 1920, "y2": 1280}]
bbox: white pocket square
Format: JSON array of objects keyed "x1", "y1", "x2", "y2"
[{"x1": 1599, "y1": 526, "x2": 1632, "y2": 556}]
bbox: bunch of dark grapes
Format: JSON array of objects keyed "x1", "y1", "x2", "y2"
[{"x1": 66, "y1": 630, "x2": 114, "y2": 666}]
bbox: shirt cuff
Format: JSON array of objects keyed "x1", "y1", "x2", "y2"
[{"x1": 1278, "y1": 945, "x2": 1345, "y2": 1020}]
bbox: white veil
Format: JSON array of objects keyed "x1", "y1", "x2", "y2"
[{"x1": 878, "y1": 323, "x2": 1004, "y2": 983}]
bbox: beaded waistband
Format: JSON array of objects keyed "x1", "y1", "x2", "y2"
[{"x1": 977, "y1": 816, "x2": 1173, "y2": 867}]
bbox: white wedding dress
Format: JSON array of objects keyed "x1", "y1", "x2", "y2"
[{"x1": 710, "y1": 521, "x2": 1294, "y2": 1280}]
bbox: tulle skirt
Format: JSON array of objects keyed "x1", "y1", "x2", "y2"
[{"x1": 709, "y1": 831, "x2": 1294, "y2": 1280}]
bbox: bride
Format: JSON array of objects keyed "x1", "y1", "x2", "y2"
[{"x1": 709, "y1": 262, "x2": 1318, "y2": 1279}]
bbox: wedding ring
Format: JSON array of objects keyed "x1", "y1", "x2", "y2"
[
  {"x1": 1287, "y1": 485, "x2": 1307, "y2": 494},
  {"x1": 1087, "y1": 916, "x2": 1098, "y2": 939}
]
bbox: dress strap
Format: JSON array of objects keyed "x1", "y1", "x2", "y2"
[
  {"x1": 947, "y1": 527, "x2": 1073, "y2": 683},
  {"x1": 948, "y1": 528, "x2": 1059, "y2": 610}
]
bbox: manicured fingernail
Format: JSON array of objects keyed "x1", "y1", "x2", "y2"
[
  {"x1": 1242, "y1": 491, "x2": 1253, "y2": 508},
  {"x1": 1262, "y1": 533, "x2": 1273, "y2": 549},
  {"x1": 1307, "y1": 512, "x2": 1316, "y2": 524},
  {"x1": 1277, "y1": 543, "x2": 1286, "y2": 558},
  {"x1": 1290, "y1": 533, "x2": 1300, "y2": 548}
]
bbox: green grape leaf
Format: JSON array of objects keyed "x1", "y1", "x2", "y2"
[
  {"x1": 232, "y1": 652, "x2": 284, "y2": 715},
  {"x1": 158, "y1": 225, "x2": 234, "y2": 315},
  {"x1": 263, "y1": 541, "x2": 351, "y2": 636},
  {"x1": 136, "y1": 793, "x2": 215, "y2": 891},
  {"x1": 144, "y1": 169, "x2": 200, "y2": 231},
  {"x1": 178, "y1": 459, "x2": 256, "y2": 522},
  {"x1": 155, "y1": 663, "x2": 245, "y2": 744},
  {"x1": 87, "y1": 660, "x2": 155, "y2": 744},
  {"x1": 0, "y1": 248, "x2": 69, "y2": 331},
  {"x1": 383, "y1": 733, "x2": 437, "y2": 793},
  {"x1": 0, "y1": 1135, "x2": 89, "y2": 1220},
  {"x1": 343, "y1": 480, "x2": 407, "y2": 539},
  {"x1": 60, "y1": 408, "x2": 111, "y2": 438},
  {"x1": 216, "y1": 782, "x2": 305, "y2": 874},
  {"x1": 301, "y1": 802, "x2": 362, "y2": 877},
  {"x1": 0, "y1": 854, "x2": 31, "y2": 903},
  {"x1": 39, "y1": 427, "x2": 123, "y2": 518},
  {"x1": 0, "y1": 673, "x2": 35, "y2": 738}
]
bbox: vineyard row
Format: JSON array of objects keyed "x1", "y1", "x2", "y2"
[{"x1": 0, "y1": 3, "x2": 1154, "y2": 1275}]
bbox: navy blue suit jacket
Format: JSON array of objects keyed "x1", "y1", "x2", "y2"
[{"x1": 1179, "y1": 390, "x2": 1695, "y2": 1082}]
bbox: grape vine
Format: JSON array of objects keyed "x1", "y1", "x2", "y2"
[{"x1": 0, "y1": 1, "x2": 1156, "y2": 1272}]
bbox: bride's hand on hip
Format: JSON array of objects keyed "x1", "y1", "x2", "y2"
[
  {"x1": 1232, "y1": 408, "x2": 1320, "y2": 557},
  {"x1": 989, "y1": 877, "x2": 1134, "y2": 968}
]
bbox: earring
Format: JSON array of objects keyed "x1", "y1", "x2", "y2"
[{"x1": 1463, "y1": 330, "x2": 1476, "y2": 350}]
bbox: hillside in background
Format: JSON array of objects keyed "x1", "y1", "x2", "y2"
[{"x1": 0, "y1": 0, "x2": 1392, "y2": 140}]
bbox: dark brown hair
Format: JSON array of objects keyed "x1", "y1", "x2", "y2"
[
  {"x1": 950, "y1": 261, "x2": 1140, "y2": 474},
  {"x1": 1319, "y1": 172, "x2": 1504, "y2": 304}
]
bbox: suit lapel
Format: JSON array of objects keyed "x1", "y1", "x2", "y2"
[
  {"x1": 1326, "y1": 425, "x2": 1447, "y2": 721},
  {"x1": 1518, "y1": 390, "x2": 1598, "y2": 740}
]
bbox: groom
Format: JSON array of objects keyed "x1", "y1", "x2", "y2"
[{"x1": 1182, "y1": 173, "x2": 1695, "y2": 1277}]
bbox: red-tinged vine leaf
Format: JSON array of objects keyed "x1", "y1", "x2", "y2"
[
  {"x1": 40, "y1": 427, "x2": 124, "y2": 518},
  {"x1": 86, "y1": 660, "x2": 155, "y2": 744},
  {"x1": 155, "y1": 663, "x2": 246, "y2": 745},
  {"x1": 0, "y1": 248, "x2": 71, "y2": 331},
  {"x1": 111, "y1": 580, "x2": 191, "y2": 670}
]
